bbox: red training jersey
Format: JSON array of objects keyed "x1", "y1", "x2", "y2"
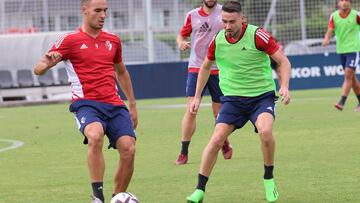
[{"x1": 49, "y1": 28, "x2": 125, "y2": 105}]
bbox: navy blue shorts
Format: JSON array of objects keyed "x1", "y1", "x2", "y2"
[
  {"x1": 186, "y1": 73, "x2": 223, "y2": 103},
  {"x1": 339, "y1": 52, "x2": 359, "y2": 70},
  {"x1": 216, "y1": 91, "x2": 277, "y2": 132},
  {"x1": 69, "y1": 100, "x2": 136, "y2": 149}
]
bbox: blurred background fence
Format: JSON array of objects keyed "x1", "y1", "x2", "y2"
[
  {"x1": 1, "y1": 0, "x2": 359, "y2": 64},
  {"x1": 0, "y1": 0, "x2": 359, "y2": 103}
]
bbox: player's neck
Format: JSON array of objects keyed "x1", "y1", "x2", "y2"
[
  {"x1": 339, "y1": 7, "x2": 351, "y2": 15},
  {"x1": 81, "y1": 24, "x2": 102, "y2": 38},
  {"x1": 202, "y1": 4, "x2": 216, "y2": 15}
]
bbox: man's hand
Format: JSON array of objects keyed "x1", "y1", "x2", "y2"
[
  {"x1": 128, "y1": 103, "x2": 138, "y2": 129},
  {"x1": 44, "y1": 51, "x2": 62, "y2": 67},
  {"x1": 189, "y1": 97, "x2": 201, "y2": 115},
  {"x1": 34, "y1": 51, "x2": 62, "y2": 75},
  {"x1": 178, "y1": 41, "x2": 191, "y2": 51},
  {"x1": 279, "y1": 88, "x2": 291, "y2": 105},
  {"x1": 322, "y1": 38, "x2": 330, "y2": 47}
]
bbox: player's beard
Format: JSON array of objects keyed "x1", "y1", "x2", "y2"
[
  {"x1": 203, "y1": 0, "x2": 217, "y2": 9},
  {"x1": 225, "y1": 28, "x2": 240, "y2": 38}
]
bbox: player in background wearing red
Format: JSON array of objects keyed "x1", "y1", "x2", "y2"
[
  {"x1": 34, "y1": 0, "x2": 137, "y2": 202},
  {"x1": 175, "y1": 0, "x2": 233, "y2": 165}
]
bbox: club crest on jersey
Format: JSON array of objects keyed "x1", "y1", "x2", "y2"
[{"x1": 105, "y1": 41, "x2": 112, "y2": 51}]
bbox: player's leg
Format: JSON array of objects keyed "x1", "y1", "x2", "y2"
[
  {"x1": 255, "y1": 112, "x2": 275, "y2": 171},
  {"x1": 336, "y1": 54, "x2": 358, "y2": 110},
  {"x1": 337, "y1": 68, "x2": 355, "y2": 109},
  {"x1": 70, "y1": 101, "x2": 108, "y2": 203},
  {"x1": 176, "y1": 96, "x2": 197, "y2": 165},
  {"x1": 84, "y1": 122, "x2": 106, "y2": 202},
  {"x1": 106, "y1": 106, "x2": 136, "y2": 194},
  {"x1": 200, "y1": 123, "x2": 234, "y2": 176},
  {"x1": 249, "y1": 92, "x2": 278, "y2": 202},
  {"x1": 176, "y1": 73, "x2": 202, "y2": 165},
  {"x1": 350, "y1": 52, "x2": 360, "y2": 111},
  {"x1": 255, "y1": 112, "x2": 278, "y2": 203},
  {"x1": 352, "y1": 75, "x2": 360, "y2": 111},
  {"x1": 208, "y1": 74, "x2": 233, "y2": 160},
  {"x1": 114, "y1": 136, "x2": 136, "y2": 193},
  {"x1": 187, "y1": 123, "x2": 234, "y2": 203}
]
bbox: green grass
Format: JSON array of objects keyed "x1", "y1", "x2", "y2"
[{"x1": 0, "y1": 88, "x2": 359, "y2": 203}]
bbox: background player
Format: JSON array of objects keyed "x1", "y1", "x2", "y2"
[
  {"x1": 175, "y1": 0, "x2": 233, "y2": 165},
  {"x1": 322, "y1": 0, "x2": 360, "y2": 111}
]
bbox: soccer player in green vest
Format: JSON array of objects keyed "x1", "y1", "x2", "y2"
[
  {"x1": 322, "y1": 0, "x2": 360, "y2": 111},
  {"x1": 186, "y1": 1, "x2": 291, "y2": 202}
]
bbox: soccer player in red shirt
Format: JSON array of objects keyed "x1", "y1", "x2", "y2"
[{"x1": 34, "y1": 1, "x2": 137, "y2": 202}]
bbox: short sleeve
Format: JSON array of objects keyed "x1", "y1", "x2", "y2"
[
  {"x1": 207, "y1": 38, "x2": 216, "y2": 61},
  {"x1": 113, "y1": 37, "x2": 122, "y2": 64},
  {"x1": 328, "y1": 14, "x2": 335, "y2": 29},
  {"x1": 49, "y1": 34, "x2": 72, "y2": 60},
  {"x1": 179, "y1": 12, "x2": 192, "y2": 37},
  {"x1": 255, "y1": 28, "x2": 279, "y2": 55}
]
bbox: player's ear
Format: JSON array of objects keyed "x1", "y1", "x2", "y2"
[{"x1": 81, "y1": 5, "x2": 88, "y2": 15}]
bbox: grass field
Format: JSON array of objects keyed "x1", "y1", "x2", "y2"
[{"x1": 0, "y1": 88, "x2": 360, "y2": 203}]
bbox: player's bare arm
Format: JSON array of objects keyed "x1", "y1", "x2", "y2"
[
  {"x1": 114, "y1": 62, "x2": 138, "y2": 129},
  {"x1": 34, "y1": 51, "x2": 62, "y2": 75},
  {"x1": 322, "y1": 27, "x2": 334, "y2": 47},
  {"x1": 270, "y1": 49, "x2": 291, "y2": 105},
  {"x1": 176, "y1": 34, "x2": 191, "y2": 51},
  {"x1": 190, "y1": 57, "x2": 214, "y2": 114}
]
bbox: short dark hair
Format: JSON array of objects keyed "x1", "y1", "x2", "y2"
[{"x1": 222, "y1": 1, "x2": 242, "y2": 13}]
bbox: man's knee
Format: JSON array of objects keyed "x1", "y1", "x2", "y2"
[
  {"x1": 85, "y1": 126, "x2": 104, "y2": 148},
  {"x1": 209, "y1": 134, "x2": 226, "y2": 149},
  {"x1": 120, "y1": 141, "x2": 136, "y2": 160},
  {"x1": 258, "y1": 128, "x2": 274, "y2": 144},
  {"x1": 185, "y1": 108, "x2": 197, "y2": 119},
  {"x1": 344, "y1": 69, "x2": 355, "y2": 81}
]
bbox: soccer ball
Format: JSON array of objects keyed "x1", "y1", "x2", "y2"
[{"x1": 110, "y1": 192, "x2": 139, "y2": 203}]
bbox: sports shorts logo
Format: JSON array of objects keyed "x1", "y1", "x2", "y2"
[
  {"x1": 266, "y1": 106, "x2": 273, "y2": 112},
  {"x1": 81, "y1": 116, "x2": 86, "y2": 124}
]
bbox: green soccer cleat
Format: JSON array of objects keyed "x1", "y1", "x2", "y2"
[
  {"x1": 186, "y1": 189, "x2": 204, "y2": 203},
  {"x1": 263, "y1": 179, "x2": 279, "y2": 203}
]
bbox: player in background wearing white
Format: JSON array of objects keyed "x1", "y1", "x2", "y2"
[
  {"x1": 34, "y1": 0, "x2": 137, "y2": 202},
  {"x1": 175, "y1": 0, "x2": 233, "y2": 165},
  {"x1": 322, "y1": 0, "x2": 360, "y2": 111}
]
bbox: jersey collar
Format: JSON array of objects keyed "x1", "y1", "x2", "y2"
[{"x1": 225, "y1": 23, "x2": 248, "y2": 44}]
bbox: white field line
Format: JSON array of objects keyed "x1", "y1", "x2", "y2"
[
  {"x1": 0, "y1": 139, "x2": 24, "y2": 153},
  {"x1": 140, "y1": 97, "x2": 333, "y2": 109}
]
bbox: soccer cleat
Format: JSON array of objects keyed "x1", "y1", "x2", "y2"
[
  {"x1": 175, "y1": 154, "x2": 188, "y2": 165},
  {"x1": 221, "y1": 139, "x2": 233, "y2": 160},
  {"x1": 355, "y1": 104, "x2": 360, "y2": 112},
  {"x1": 186, "y1": 189, "x2": 204, "y2": 203},
  {"x1": 263, "y1": 179, "x2": 279, "y2": 203},
  {"x1": 91, "y1": 195, "x2": 103, "y2": 203},
  {"x1": 334, "y1": 103, "x2": 344, "y2": 111}
]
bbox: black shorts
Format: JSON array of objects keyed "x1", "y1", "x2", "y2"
[{"x1": 216, "y1": 91, "x2": 277, "y2": 132}]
